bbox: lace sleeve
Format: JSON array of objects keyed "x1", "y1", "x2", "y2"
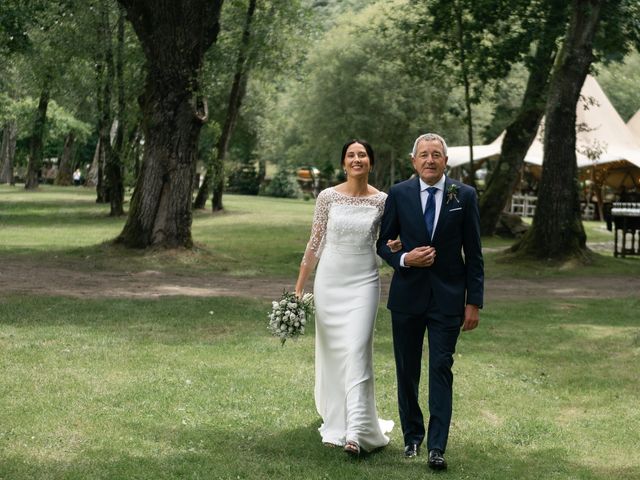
[{"x1": 300, "y1": 189, "x2": 331, "y2": 268}]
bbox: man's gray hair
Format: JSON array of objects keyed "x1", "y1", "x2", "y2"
[{"x1": 411, "y1": 133, "x2": 448, "y2": 157}]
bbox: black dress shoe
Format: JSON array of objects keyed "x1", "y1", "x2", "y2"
[
  {"x1": 403, "y1": 443, "x2": 420, "y2": 458},
  {"x1": 428, "y1": 449, "x2": 447, "y2": 470}
]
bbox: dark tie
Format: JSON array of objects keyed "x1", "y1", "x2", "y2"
[{"x1": 424, "y1": 186, "x2": 437, "y2": 240}]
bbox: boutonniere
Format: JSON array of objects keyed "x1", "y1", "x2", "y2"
[{"x1": 446, "y1": 184, "x2": 460, "y2": 204}]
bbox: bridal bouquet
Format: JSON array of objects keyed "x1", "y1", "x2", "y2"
[{"x1": 268, "y1": 291, "x2": 314, "y2": 345}]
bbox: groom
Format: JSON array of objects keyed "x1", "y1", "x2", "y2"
[{"x1": 376, "y1": 133, "x2": 484, "y2": 470}]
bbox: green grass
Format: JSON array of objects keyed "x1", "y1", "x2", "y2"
[
  {"x1": 1, "y1": 295, "x2": 638, "y2": 479},
  {"x1": 1, "y1": 184, "x2": 639, "y2": 479},
  {"x1": 0, "y1": 185, "x2": 315, "y2": 276},
  {"x1": 1, "y1": 184, "x2": 637, "y2": 279}
]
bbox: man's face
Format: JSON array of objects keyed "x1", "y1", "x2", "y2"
[{"x1": 412, "y1": 139, "x2": 447, "y2": 185}]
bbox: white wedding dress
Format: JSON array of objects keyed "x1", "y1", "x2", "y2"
[{"x1": 301, "y1": 187, "x2": 393, "y2": 452}]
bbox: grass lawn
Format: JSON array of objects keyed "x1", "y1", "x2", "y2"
[
  {"x1": 1, "y1": 184, "x2": 637, "y2": 279},
  {"x1": 1, "y1": 184, "x2": 639, "y2": 479},
  {"x1": 1, "y1": 295, "x2": 638, "y2": 479}
]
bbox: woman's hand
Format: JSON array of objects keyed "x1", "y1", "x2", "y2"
[{"x1": 387, "y1": 238, "x2": 403, "y2": 253}]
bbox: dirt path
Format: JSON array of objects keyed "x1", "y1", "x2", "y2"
[{"x1": 1, "y1": 258, "x2": 638, "y2": 302}]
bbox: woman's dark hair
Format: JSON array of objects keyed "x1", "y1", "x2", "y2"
[{"x1": 341, "y1": 139, "x2": 375, "y2": 167}]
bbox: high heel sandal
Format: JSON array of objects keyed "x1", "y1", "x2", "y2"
[{"x1": 344, "y1": 440, "x2": 360, "y2": 457}]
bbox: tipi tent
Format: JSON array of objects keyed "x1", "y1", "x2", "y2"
[
  {"x1": 627, "y1": 109, "x2": 640, "y2": 141},
  {"x1": 447, "y1": 75, "x2": 640, "y2": 190}
]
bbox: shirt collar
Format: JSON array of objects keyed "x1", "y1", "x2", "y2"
[{"x1": 419, "y1": 175, "x2": 446, "y2": 192}]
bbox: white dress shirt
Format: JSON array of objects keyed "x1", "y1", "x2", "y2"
[{"x1": 400, "y1": 175, "x2": 446, "y2": 267}]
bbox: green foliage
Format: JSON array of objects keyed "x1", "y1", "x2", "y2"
[
  {"x1": 200, "y1": 0, "x2": 311, "y2": 160},
  {"x1": 0, "y1": 96, "x2": 91, "y2": 168},
  {"x1": 594, "y1": 0, "x2": 640, "y2": 61},
  {"x1": 595, "y1": 52, "x2": 640, "y2": 121},
  {"x1": 0, "y1": 0, "x2": 48, "y2": 54},
  {"x1": 262, "y1": 168, "x2": 301, "y2": 198},
  {"x1": 257, "y1": 0, "x2": 482, "y2": 190},
  {"x1": 227, "y1": 162, "x2": 261, "y2": 195}
]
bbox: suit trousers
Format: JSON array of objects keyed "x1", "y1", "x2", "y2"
[{"x1": 391, "y1": 297, "x2": 461, "y2": 452}]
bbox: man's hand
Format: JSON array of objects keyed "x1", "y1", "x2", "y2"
[
  {"x1": 404, "y1": 246, "x2": 436, "y2": 267},
  {"x1": 387, "y1": 238, "x2": 403, "y2": 253},
  {"x1": 462, "y1": 304, "x2": 479, "y2": 331}
]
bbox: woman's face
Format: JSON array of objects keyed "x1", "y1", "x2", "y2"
[{"x1": 343, "y1": 143, "x2": 370, "y2": 178}]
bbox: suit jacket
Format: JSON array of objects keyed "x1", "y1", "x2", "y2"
[{"x1": 376, "y1": 175, "x2": 484, "y2": 316}]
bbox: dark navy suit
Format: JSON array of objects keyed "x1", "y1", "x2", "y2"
[{"x1": 376, "y1": 175, "x2": 483, "y2": 453}]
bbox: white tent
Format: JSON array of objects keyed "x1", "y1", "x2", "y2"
[
  {"x1": 627, "y1": 109, "x2": 640, "y2": 141},
  {"x1": 447, "y1": 75, "x2": 640, "y2": 190}
]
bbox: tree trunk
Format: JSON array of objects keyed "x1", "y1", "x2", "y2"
[
  {"x1": 0, "y1": 120, "x2": 18, "y2": 184},
  {"x1": 210, "y1": 0, "x2": 256, "y2": 212},
  {"x1": 107, "y1": 5, "x2": 126, "y2": 217},
  {"x1": 193, "y1": 167, "x2": 211, "y2": 209},
  {"x1": 24, "y1": 83, "x2": 51, "y2": 190},
  {"x1": 86, "y1": 140, "x2": 100, "y2": 187},
  {"x1": 454, "y1": 0, "x2": 476, "y2": 190},
  {"x1": 479, "y1": 2, "x2": 565, "y2": 235},
  {"x1": 95, "y1": 1, "x2": 114, "y2": 204},
  {"x1": 115, "y1": 0, "x2": 223, "y2": 248},
  {"x1": 55, "y1": 132, "x2": 75, "y2": 186},
  {"x1": 512, "y1": 0, "x2": 603, "y2": 261}
]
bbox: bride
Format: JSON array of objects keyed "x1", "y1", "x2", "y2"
[{"x1": 295, "y1": 139, "x2": 397, "y2": 456}]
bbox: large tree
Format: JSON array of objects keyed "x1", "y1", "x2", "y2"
[
  {"x1": 512, "y1": 0, "x2": 604, "y2": 260},
  {"x1": 194, "y1": 0, "x2": 257, "y2": 212},
  {"x1": 480, "y1": 0, "x2": 639, "y2": 235},
  {"x1": 115, "y1": 1, "x2": 224, "y2": 248},
  {"x1": 194, "y1": 0, "x2": 307, "y2": 211},
  {"x1": 479, "y1": 0, "x2": 568, "y2": 235},
  {"x1": 409, "y1": 0, "x2": 523, "y2": 190}
]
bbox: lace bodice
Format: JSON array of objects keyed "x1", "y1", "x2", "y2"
[{"x1": 300, "y1": 187, "x2": 387, "y2": 267}]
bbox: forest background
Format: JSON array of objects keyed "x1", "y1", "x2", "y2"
[{"x1": 1, "y1": 0, "x2": 639, "y2": 255}]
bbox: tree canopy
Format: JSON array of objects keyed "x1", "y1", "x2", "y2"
[{"x1": 1, "y1": 0, "x2": 639, "y2": 256}]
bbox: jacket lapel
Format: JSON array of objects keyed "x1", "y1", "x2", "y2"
[
  {"x1": 410, "y1": 176, "x2": 423, "y2": 217},
  {"x1": 408, "y1": 177, "x2": 428, "y2": 238},
  {"x1": 432, "y1": 176, "x2": 450, "y2": 241}
]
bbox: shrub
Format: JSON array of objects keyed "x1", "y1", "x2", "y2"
[
  {"x1": 263, "y1": 168, "x2": 300, "y2": 198},
  {"x1": 227, "y1": 163, "x2": 260, "y2": 195}
]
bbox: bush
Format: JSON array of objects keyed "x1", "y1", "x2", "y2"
[
  {"x1": 227, "y1": 163, "x2": 260, "y2": 195},
  {"x1": 263, "y1": 168, "x2": 300, "y2": 198}
]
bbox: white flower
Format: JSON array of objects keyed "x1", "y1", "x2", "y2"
[{"x1": 267, "y1": 291, "x2": 315, "y2": 345}]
